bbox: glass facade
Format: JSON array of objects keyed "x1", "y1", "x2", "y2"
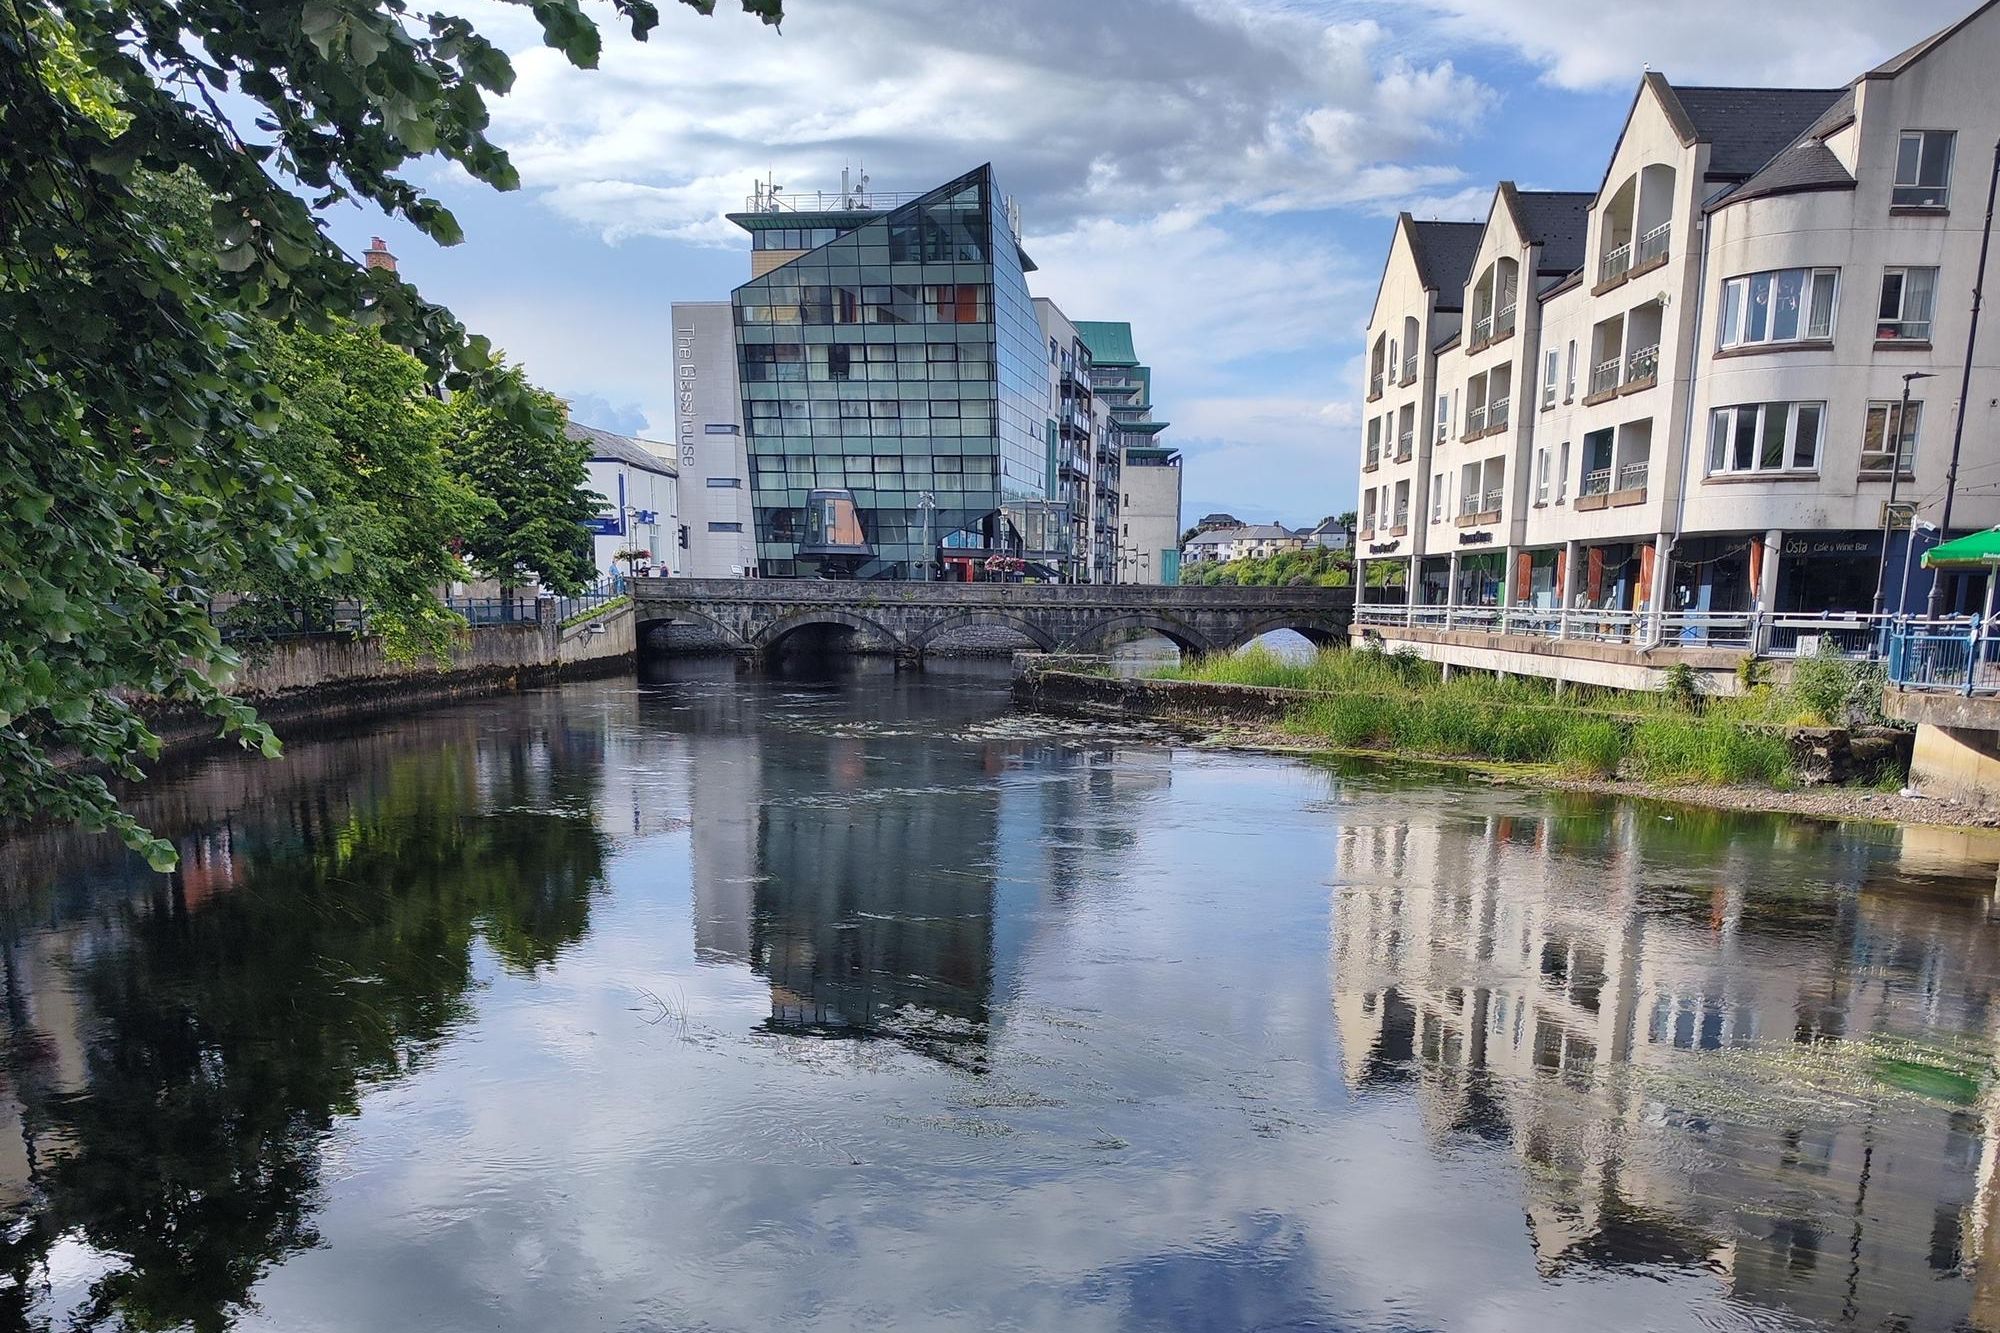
[{"x1": 731, "y1": 166, "x2": 1045, "y2": 579}]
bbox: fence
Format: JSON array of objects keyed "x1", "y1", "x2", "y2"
[
  {"x1": 1886, "y1": 618, "x2": 2000, "y2": 695},
  {"x1": 1353, "y1": 604, "x2": 1920, "y2": 660}
]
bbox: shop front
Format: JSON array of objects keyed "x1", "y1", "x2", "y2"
[
  {"x1": 1454, "y1": 551, "x2": 1505, "y2": 608},
  {"x1": 1576, "y1": 542, "x2": 1647, "y2": 613},
  {"x1": 1774, "y1": 531, "x2": 1881, "y2": 615}
]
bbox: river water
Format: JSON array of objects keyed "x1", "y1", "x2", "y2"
[{"x1": 3, "y1": 661, "x2": 2000, "y2": 1332}]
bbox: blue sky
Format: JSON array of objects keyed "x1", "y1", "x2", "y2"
[{"x1": 320, "y1": 0, "x2": 1970, "y2": 528}]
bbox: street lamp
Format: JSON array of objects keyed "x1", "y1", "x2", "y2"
[
  {"x1": 1928, "y1": 135, "x2": 2000, "y2": 616},
  {"x1": 1870, "y1": 370, "x2": 1936, "y2": 628}
]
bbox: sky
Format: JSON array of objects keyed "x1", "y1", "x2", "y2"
[{"x1": 320, "y1": 0, "x2": 1973, "y2": 528}]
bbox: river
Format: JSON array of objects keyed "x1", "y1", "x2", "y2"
[{"x1": 2, "y1": 660, "x2": 2000, "y2": 1331}]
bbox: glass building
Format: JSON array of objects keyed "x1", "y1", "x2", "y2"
[{"x1": 730, "y1": 165, "x2": 1047, "y2": 579}]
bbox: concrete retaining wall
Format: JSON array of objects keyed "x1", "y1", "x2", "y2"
[
  {"x1": 146, "y1": 599, "x2": 636, "y2": 755},
  {"x1": 1886, "y1": 690, "x2": 2000, "y2": 812}
]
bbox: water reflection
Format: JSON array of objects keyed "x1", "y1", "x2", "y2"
[
  {"x1": 1335, "y1": 796, "x2": 2000, "y2": 1329},
  {"x1": 0, "y1": 668, "x2": 1996, "y2": 1329}
]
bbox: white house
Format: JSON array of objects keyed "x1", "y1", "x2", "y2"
[{"x1": 572, "y1": 421, "x2": 681, "y2": 580}]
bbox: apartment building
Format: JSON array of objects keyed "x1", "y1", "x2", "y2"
[
  {"x1": 1032, "y1": 298, "x2": 1105, "y2": 582},
  {"x1": 1353, "y1": 1, "x2": 2000, "y2": 682},
  {"x1": 1078, "y1": 320, "x2": 1182, "y2": 585}
]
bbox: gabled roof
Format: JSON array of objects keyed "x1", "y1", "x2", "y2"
[
  {"x1": 567, "y1": 421, "x2": 677, "y2": 478},
  {"x1": 1503, "y1": 186, "x2": 1593, "y2": 276},
  {"x1": 1663, "y1": 84, "x2": 1848, "y2": 179},
  {"x1": 1406, "y1": 218, "x2": 1485, "y2": 310},
  {"x1": 1075, "y1": 321, "x2": 1138, "y2": 367},
  {"x1": 1868, "y1": 0, "x2": 2000, "y2": 78},
  {"x1": 1715, "y1": 140, "x2": 1855, "y2": 209}
]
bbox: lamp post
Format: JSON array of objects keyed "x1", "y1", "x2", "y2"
[
  {"x1": 1871, "y1": 371, "x2": 1936, "y2": 633},
  {"x1": 1899, "y1": 519, "x2": 1938, "y2": 625},
  {"x1": 1928, "y1": 135, "x2": 2000, "y2": 616}
]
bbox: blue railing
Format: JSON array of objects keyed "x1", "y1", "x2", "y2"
[{"x1": 1885, "y1": 618, "x2": 2000, "y2": 695}]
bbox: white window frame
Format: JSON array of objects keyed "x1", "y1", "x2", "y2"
[
  {"x1": 1434, "y1": 392, "x2": 1450, "y2": 444},
  {"x1": 1705, "y1": 401, "x2": 1827, "y2": 476},
  {"x1": 1717, "y1": 268, "x2": 1840, "y2": 349},
  {"x1": 1542, "y1": 349, "x2": 1558, "y2": 409},
  {"x1": 1563, "y1": 340, "x2": 1577, "y2": 400},
  {"x1": 1876, "y1": 266, "x2": 1938, "y2": 342},
  {"x1": 1893, "y1": 130, "x2": 1955, "y2": 209},
  {"x1": 1861, "y1": 399, "x2": 1923, "y2": 476},
  {"x1": 1556, "y1": 441, "x2": 1570, "y2": 503},
  {"x1": 1534, "y1": 448, "x2": 1550, "y2": 504},
  {"x1": 1431, "y1": 471, "x2": 1446, "y2": 523}
]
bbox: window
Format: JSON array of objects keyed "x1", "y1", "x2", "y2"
[
  {"x1": 1718, "y1": 268, "x2": 1839, "y2": 348},
  {"x1": 1705, "y1": 401, "x2": 1826, "y2": 475},
  {"x1": 1535, "y1": 448, "x2": 1550, "y2": 504},
  {"x1": 1362, "y1": 489, "x2": 1378, "y2": 532},
  {"x1": 1431, "y1": 472, "x2": 1447, "y2": 523},
  {"x1": 1564, "y1": 340, "x2": 1577, "y2": 399},
  {"x1": 1557, "y1": 441, "x2": 1570, "y2": 502},
  {"x1": 1861, "y1": 400, "x2": 1923, "y2": 475},
  {"x1": 707, "y1": 521, "x2": 744, "y2": 532},
  {"x1": 1434, "y1": 392, "x2": 1450, "y2": 444},
  {"x1": 1878, "y1": 267, "x2": 1938, "y2": 341},
  {"x1": 705, "y1": 477, "x2": 742, "y2": 488},
  {"x1": 703, "y1": 423, "x2": 739, "y2": 435},
  {"x1": 1894, "y1": 130, "x2": 1955, "y2": 208},
  {"x1": 827, "y1": 345, "x2": 851, "y2": 380},
  {"x1": 1542, "y1": 349, "x2": 1558, "y2": 409}
]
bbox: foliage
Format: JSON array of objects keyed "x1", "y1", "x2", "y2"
[
  {"x1": 447, "y1": 366, "x2": 600, "y2": 596},
  {"x1": 2, "y1": 0, "x2": 782, "y2": 863},
  {"x1": 1788, "y1": 640, "x2": 1888, "y2": 728},
  {"x1": 1182, "y1": 545, "x2": 1351, "y2": 589},
  {"x1": 1661, "y1": 662, "x2": 1703, "y2": 712}
]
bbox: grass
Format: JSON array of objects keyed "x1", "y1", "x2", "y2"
[{"x1": 1142, "y1": 643, "x2": 1890, "y2": 789}]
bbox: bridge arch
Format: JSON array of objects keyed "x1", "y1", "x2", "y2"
[
  {"x1": 635, "y1": 608, "x2": 750, "y2": 653},
  {"x1": 1069, "y1": 613, "x2": 1211, "y2": 656},
  {"x1": 751, "y1": 608, "x2": 908, "y2": 656},
  {"x1": 1222, "y1": 615, "x2": 1349, "y2": 652},
  {"x1": 912, "y1": 610, "x2": 1058, "y2": 654}
]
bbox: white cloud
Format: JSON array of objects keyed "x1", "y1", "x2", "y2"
[{"x1": 1410, "y1": 0, "x2": 1970, "y2": 90}]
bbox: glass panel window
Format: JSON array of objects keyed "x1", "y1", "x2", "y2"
[
  {"x1": 1877, "y1": 266, "x2": 1938, "y2": 340},
  {"x1": 1706, "y1": 402, "x2": 1825, "y2": 476},
  {"x1": 1860, "y1": 400, "x2": 1922, "y2": 474},
  {"x1": 1542, "y1": 349, "x2": 1558, "y2": 409},
  {"x1": 1564, "y1": 340, "x2": 1577, "y2": 398},
  {"x1": 1718, "y1": 268, "x2": 1839, "y2": 348},
  {"x1": 1535, "y1": 448, "x2": 1550, "y2": 503},
  {"x1": 1894, "y1": 130, "x2": 1955, "y2": 207},
  {"x1": 1557, "y1": 441, "x2": 1569, "y2": 502}
]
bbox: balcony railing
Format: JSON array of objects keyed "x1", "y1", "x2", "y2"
[
  {"x1": 1483, "y1": 488, "x2": 1504, "y2": 512},
  {"x1": 1465, "y1": 403, "x2": 1488, "y2": 436},
  {"x1": 1364, "y1": 442, "x2": 1380, "y2": 467},
  {"x1": 1401, "y1": 354, "x2": 1417, "y2": 382},
  {"x1": 1598, "y1": 241, "x2": 1632, "y2": 285},
  {"x1": 1353, "y1": 605, "x2": 1906, "y2": 660},
  {"x1": 1460, "y1": 493, "x2": 1484, "y2": 517},
  {"x1": 1624, "y1": 343, "x2": 1659, "y2": 385},
  {"x1": 1580, "y1": 466, "x2": 1613, "y2": 496},
  {"x1": 1589, "y1": 358, "x2": 1621, "y2": 397},
  {"x1": 1391, "y1": 505, "x2": 1409, "y2": 529},
  {"x1": 1494, "y1": 303, "x2": 1516, "y2": 338},
  {"x1": 1618, "y1": 461, "x2": 1649, "y2": 492},
  {"x1": 1368, "y1": 371, "x2": 1384, "y2": 399},
  {"x1": 1488, "y1": 398, "x2": 1511, "y2": 433},
  {"x1": 1471, "y1": 314, "x2": 1493, "y2": 345},
  {"x1": 1887, "y1": 617, "x2": 2000, "y2": 694},
  {"x1": 1396, "y1": 431, "x2": 1414, "y2": 461},
  {"x1": 1634, "y1": 220, "x2": 1670, "y2": 268}
]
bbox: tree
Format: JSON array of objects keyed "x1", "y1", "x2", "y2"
[
  {"x1": 447, "y1": 366, "x2": 600, "y2": 598},
  {"x1": 2, "y1": 0, "x2": 782, "y2": 866}
]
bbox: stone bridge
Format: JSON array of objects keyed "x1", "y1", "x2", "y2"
[{"x1": 630, "y1": 579, "x2": 1352, "y2": 659}]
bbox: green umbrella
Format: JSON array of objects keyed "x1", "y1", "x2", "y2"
[{"x1": 1921, "y1": 527, "x2": 2000, "y2": 569}]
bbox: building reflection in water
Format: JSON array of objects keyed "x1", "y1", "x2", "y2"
[{"x1": 1333, "y1": 802, "x2": 2000, "y2": 1329}]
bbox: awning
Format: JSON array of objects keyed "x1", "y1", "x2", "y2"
[{"x1": 1921, "y1": 528, "x2": 2000, "y2": 569}]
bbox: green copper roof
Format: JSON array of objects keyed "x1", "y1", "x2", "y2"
[
  {"x1": 1923, "y1": 528, "x2": 2000, "y2": 568},
  {"x1": 1119, "y1": 418, "x2": 1170, "y2": 434},
  {"x1": 1075, "y1": 321, "x2": 1139, "y2": 367}
]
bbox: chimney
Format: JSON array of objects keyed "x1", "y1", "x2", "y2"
[{"x1": 363, "y1": 236, "x2": 397, "y2": 273}]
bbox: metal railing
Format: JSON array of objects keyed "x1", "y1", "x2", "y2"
[
  {"x1": 551, "y1": 573, "x2": 628, "y2": 624},
  {"x1": 1460, "y1": 493, "x2": 1485, "y2": 517},
  {"x1": 1589, "y1": 357, "x2": 1621, "y2": 396},
  {"x1": 1359, "y1": 605, "x2": 1903, "y2": 658},
  {"x1": 1617, "y1": 461, "x2": 1649, "y2": 492},
  {"x1": 1488, "y1": 397, "x2": 1511, "y2": 433},
  {"x1": 1494, "y1": 303, "x2": 1516, "y2": 337},
  {"x1": 1391, "y1": 504, "x2": 1410, "y2": 529},
  {"x1": 1483, "y1": 488, "x2": 1504, "y2": 512},
  {"x1": 1635, "y1": 220, "x2": 1670, "y2": 267},
  {"x1": 1580, "y1": 466, "x2": 1613, "y2": 496},
  {"x1": 1466, "y1": 402, "x2": 1488, "y2": 435},
  {"x1": 444, "y1": 595, "x2": 538, "y2": 626},
  {"x1": 1471, "y1": 314, "x2": 1493, "y2": 344},
  {"x1": 1369, "y1": 371, "x2": 1384, "y2": 398},
  {"x1": 1401, "y1": 354, "x2": 1418, "y2": 382},
  {"x1": 1396, "y1": 431, "x2": 1414, "y2": 461},
  {"x1": 1625, "y1": 343, "x2": 1659, "y2": 384},
  {"x1": 1887, "y1": 618, "x2": 2000, "y2": 694},
  {"x1": 1599, "y1": 241, "x2": 1632, "y2": 285},
  {"x1": 1365, "y1": 440, "x2": 1380, "y2": 466}
]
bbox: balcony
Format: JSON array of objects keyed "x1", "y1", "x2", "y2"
[
  {"x1": 1597, "y1": 242, "x2": 1632, "y2": 289},
  {"x1": 1465, "y1": 402, "x2": 1488, "y2": 437},
  {"x1": 1391, "y1": 505, "x2": 1410, "y2": 532},
  {"x1": 1368, "y1": 372, "x2": 1384, "y2": 401},
  {"x1": 1493, "y1": 303, "x2": 1516, "y2": 341},
  {"x1": 1396, "y1": 431, "x2": 1414, "y2": 462},
  {"x1": 1586, "y1": 357, "x2": 1621, "y2": 402},
  {"x1": 1487, "y1": 398, "x2": 1510, "y2": 435},
  {"x1": 1363, "y1": 443, "x2": 1380, "y2": 472},
  {"x1": 1622, "y1": 343, "x2": 1659, "y2": 391},
  {"x1": 1400, "y1": 354, "x2": 1417, "y2": 385},
  {"x1": 1456, "y1": 489, "x2": 1502, "y2": 527},
  {"x1": 1470, "y1": 314, "x2": 1493, "y2": 348},
  {"x1": 1580, "y1": 466, "x2": 1613, "y2": 497},
  {"x1": 1632, "y1": 221, "x2": 1670, "y2": 273},
  {"x1": 1617, "y1": 461, "x2": 1649, "y2": 494}
]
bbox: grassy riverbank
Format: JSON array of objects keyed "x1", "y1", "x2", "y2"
[{"x1": 1143, "y1": 645, "x2": 1894, "y2": 788}]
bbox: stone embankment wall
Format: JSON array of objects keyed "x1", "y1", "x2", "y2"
[
  {"x1": 147, "y1": 599, "x2": 635, "y2": 754},
  {"x1": 1014, "y1": 661, "x2": 1911, "y2": 786}
]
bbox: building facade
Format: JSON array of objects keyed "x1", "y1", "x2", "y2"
[
  {"x1": 1078, "y1": 321, "x2": 1181, "y2": 584},
  {"x1": 572, "y1": 422, "x2": 680, "y2": 579},
  {"x1": 1353, "y1": 1, "x2": 2000, "y2": 678},
  {"x1": 1032, "y1": 298, "x2": 1101, "y2": 582},
  {"x1": 669, "y1": 302, "x2": 757, "y2": 578}
]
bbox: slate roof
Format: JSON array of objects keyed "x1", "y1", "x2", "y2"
[
  {"x1": 1668, "y1": 86, "x2": 1848, "y2": 179},
  {"x1": 1407, "y1": 220, "x2": 1485, "y2": 309},
  {"x1": 1509, "y1": 190, "x2": 1593, "y2": 275},
  {"x1": 1717, "y1": 140, "x2": 1856, "y2": 208},
  {"x1": 567, "y1": 421, "x2": 678, "y2": 478}
]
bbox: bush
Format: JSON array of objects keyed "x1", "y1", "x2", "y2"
[
  {"x1": 1662, "y1": 662, "x2": 1702, "y2": 711},
  {"x1": 1556, "y1": 719, "x2": 1627, "y2": 777}
]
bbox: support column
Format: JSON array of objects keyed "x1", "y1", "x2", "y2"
[
  {"x1": 1558, "y1": 540, "x2": 1579, "y2": 638},
  {"x1": 1446, "y1": 552, "x2": 1461, "y2": 629},
  {"x1": 1752, "y1": 528, "x2": 1783, "y2": 656}
]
